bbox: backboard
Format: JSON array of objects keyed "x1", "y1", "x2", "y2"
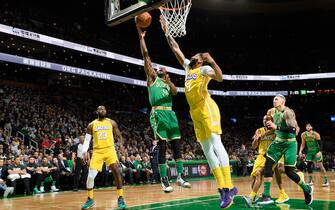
[{"x1": 105, "y1": 0, "x2": 172, "y2": 26}]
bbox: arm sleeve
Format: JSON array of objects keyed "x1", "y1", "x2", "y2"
[
  {"x1": 200, "y1": 65, "x2": 214, "y2": 76},
  {"x1": 183, "y1": 59, "x2": 190, "y2": 70},
  {"x1": 82, "y1": 133, "x2": 92, "y2": 153},
  {"x1": 277, "y1": 125, "x2": 296, "y2": 134}
]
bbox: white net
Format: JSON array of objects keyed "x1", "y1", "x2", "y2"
[{"x1": 159, "y1": 0, "x2": 192, "y2": 38}]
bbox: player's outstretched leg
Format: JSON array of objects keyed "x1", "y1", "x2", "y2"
[
  {"x1": 201, "y1": 137, "x2": 235, "y2": 209},
  {"x1": 82, "y1": 169, "x2": 97, "y2": 209},
  {"x1": 210, "y1": 134, "x2": 238, "y2": 200},
  {"x1": 306, "y1": 161, "x2": 314, "y2": 185},
  {"x1": 274, "y1": 165, "x2": 289, "y2": 204},
  {"x1": 318, "y1": 161, "x2": 329, "y2": 187},
  {"x1": 158, "y1": 140, "x2": 173, "y2": 193},
  {"x1": 170, "y1": 139, "x2": 191, "y2": 188},
  {"x1": 110, "y1": 163, "x2": 127, "y2": 209},
  {"x1": 285, "y1": 166, "x2": 313, "y2": 205}
]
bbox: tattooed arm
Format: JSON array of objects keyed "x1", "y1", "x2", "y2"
[{"x1": 283, "y1": 109, "x2": 298, "y2": 129}]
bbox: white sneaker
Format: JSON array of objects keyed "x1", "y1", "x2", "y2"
[
  {"x1": 176, "y1": 177, "x2": 191, "y2": 188},
  {"x1": 51, "y1": 185, "x2": 59, "y2": 192},
  {"x1": 322, "y1": 180, "x2": 330, "y2": 187},
  {"x1": 9, "y1": 187, "x2": 14, "y2": 195},
  {"x1": 40, "y1": 186, "x2": 45, "y2": 193},
  {"x1": 3, "y1": 187, "x2": 13, "y2": 198},
  {"x1": 161, "y1": 177, "x2": 173, "y2": 193}
]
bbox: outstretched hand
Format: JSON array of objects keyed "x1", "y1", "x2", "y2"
[
  {"x1": 202, "y1": 52, "x2": 215, "y2": 64},
  {"x1": 159, "y1": 15, "x2": 168, "y2": 34},
  {"x1": 137, "y1": 25, "x2": 146, "y2": 39}
]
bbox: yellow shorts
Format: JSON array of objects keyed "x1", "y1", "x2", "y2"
[
  {"x1": 251, "y1": 154, "x2": 285, "y2": 177},
  {"x1": 90, "y1": 146, "x2": 118, "y2": 172},
  {"x1": 251, "y1": 154, "x2": 266, "y2": 177},
  {"x1": 190, "y1": 98, "x2": 222, "y2": 141}
]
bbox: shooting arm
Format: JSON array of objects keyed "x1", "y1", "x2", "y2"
[{"x1": 138, "y1": 33, "x2": 156, "y2": 81}]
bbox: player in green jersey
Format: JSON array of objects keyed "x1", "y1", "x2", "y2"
[
  {"x1": 299, "y1": 124, "x2": 329, "y2": 186},
  {"x1": 137, "y1": 25, "x2": 191, "y2": 193},
  {"x1": 257, "y1": 95, "x2": 313, "y2": 206}
]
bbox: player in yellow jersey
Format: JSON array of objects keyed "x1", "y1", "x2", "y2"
[
  {"x1": 81, "y1": 106, "x2": 126, "y2": 210},
  {"x1": 160, "y1": 16, "x2": 237, "y2": 209},
  {"x1": 243, "y1": 115, "x2": 289, "y2": 207}
]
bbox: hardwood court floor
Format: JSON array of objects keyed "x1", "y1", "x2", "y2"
[{"x1": 1, "y1": 172, "x2": 334, "y2": 210}]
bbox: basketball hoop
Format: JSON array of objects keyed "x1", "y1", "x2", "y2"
[{"x1": 159, "y1": 0, "x2": 192, "y2": 38}]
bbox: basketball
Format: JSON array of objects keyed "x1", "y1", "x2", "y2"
[{"x1": 135, "y1": 12, "x2": 152, "y2": 28}]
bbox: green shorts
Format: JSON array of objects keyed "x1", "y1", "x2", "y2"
[
  {"x1": 306, "y1": 150, "x2": 323, "y2": 162},
  {"x1": 266, "y1": 139, "x2": 297, "y2": 167},
  {"x1": 150, "y1": 109, "x2": 181, "y2": 141}
]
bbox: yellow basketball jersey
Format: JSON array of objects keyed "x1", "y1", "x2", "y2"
[
  {"x1": 258, "y1": 127, "x2": 275, "y2": 155},
  {"x1": 92, "y1": 118, "x2": 114, "y2": 149},
  {"x1": 185, "y1": 67, "x2": 211, "y2": 108}
]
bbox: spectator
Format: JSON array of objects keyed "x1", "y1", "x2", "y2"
[
  {"x1": 26, "y1": 156, "x2": 42, "y2": 194},
  {"x1": 149, "y1": 139, "x2": 159, "y2": 184},
  {"x1": 141, "y1": 156, "x2": 152, "y2": 184},
  {"x1": 72, "y1": 135, "x2": 88, "y2": 191},
  {"x1": 7, "y1": 156, "x2": 31, "y2": 195},
  {"x1": 133, "y1": 154, "x2": 143, "y2": 184},
  {"x1": 0, "y1": 159, "x2": 14, "y2": 198},
  {"x1": 120, "y1": 156, "x2": 133, "y2": 185},
  {"x1": 39, "y1": 156, "x2": 59, "y2": 193}
]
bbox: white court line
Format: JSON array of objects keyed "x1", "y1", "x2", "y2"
[
  {"x1": 128, "y1": 194, "x2": 218, "y2": 209},
  {"x1": 140, "y1": 198, "x2": 219, "y2": 210}
]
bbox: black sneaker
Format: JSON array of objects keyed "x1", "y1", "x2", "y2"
[
  {"x1": 257, "y1": 194, "x2": 274, "y2": 205},
  {"x1": 304, "y1": 185, "x2": 313, "y2": 205},
  {"x1": 161, "y1": 177, "x2": 173, "y2": 193}
]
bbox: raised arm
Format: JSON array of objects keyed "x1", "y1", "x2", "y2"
[
  {"x1": 160, "y1": 16, "x2": 185, "y2": 67},
  {"x1": 202, "y1": 53, "x2": 223, "y2": 82},
  {"x1": 137, "y1": 26, "x2": 156, "y2": 82},
  {"x1": 111, "y1": 120, "x2": 124, "y2": 144}
]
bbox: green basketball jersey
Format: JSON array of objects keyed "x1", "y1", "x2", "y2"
[
  {"x1": 148, "y1": 77, "x2": 172, "y2": 107},
  {"x1": 303, "y1": 131, "x2": 319, "y2": 152},
  {"x1": 273, "y1": 107, "x2": 296, "y2": 141}
]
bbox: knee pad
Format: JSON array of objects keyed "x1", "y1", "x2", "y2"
[
  {"x1": 307, "y1": 161, "x2": 313, "y2": 173},
  {"x1": 170, "y1": 140, "x2": 182, "y2": 160},
  {"x1": 263, "y1": 157, "x2": 275, "y2": 178},
  {"x1": 86, "y1": 169, "x2": 98, "y2": 189}
]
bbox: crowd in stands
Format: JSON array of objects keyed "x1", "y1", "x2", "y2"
[{"x1": 0, "y1": 82, "x2": 334, "y2": 198}]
